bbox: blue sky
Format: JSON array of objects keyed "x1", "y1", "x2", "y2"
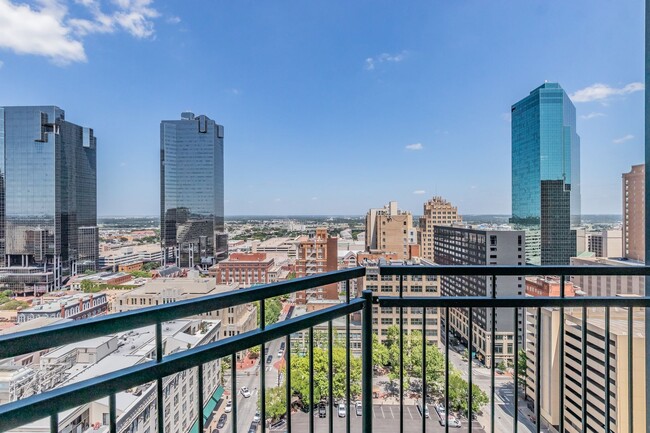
[{"x1": 0, "y1": 0, "x2": 645, "y2": 216}]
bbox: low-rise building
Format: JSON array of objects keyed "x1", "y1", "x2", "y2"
[
  {"x1": 525, "y1": 276, "x2": 580, "y2": 297},
  {"x1": 98, "y1": 244, "x2": 163, "y2": 272},
  {"x1": 17, "y1": 292, "x2": 108, "y2": 324},
  {"x1": 209, "y1": 252, "x2": 275, "y2": 287},
  {"x1": 570, "y1": 256, "x2": 644, "y2": 296}
]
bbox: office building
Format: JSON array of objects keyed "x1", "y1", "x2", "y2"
[
  {"x1": 0, "y1": 106, "x2": 98, "y2": 293},
  {"x1": 434, "y1": 225, "x2": 525, "y2": 366},
  {"x1": 586, "y1": 229, "x2": 623, "y2": 258},
  {"x1": 17, "y1": 292, "x2": 108, "y2": 323},
  {"x1": 295, "y1": 228, "x2": 338, "y2": 304},
  {"x1": 623, "y1": 164, "x2": 644, "y2": 261},
  {"x1": 160, "y1": 112, "x2": 226, "y2": 268},
  {"x1": 365, "y1": 201, "x2": 413, "y2": 260},
  {"x1": 418, "y1": 196, "x2": 462, "y2": 260},
  {"x1": 511, "y1": 83, "x2": 580, "y2": 265},
  {"x1": 570, "y1": 256, "x2": 645, "y2": 296},
  {"x1": 525, "y1": 307, "x2": 645, "y2": 433},
  {"x1": 210, "y1": 252, "x2": 275, "y2": 287}
]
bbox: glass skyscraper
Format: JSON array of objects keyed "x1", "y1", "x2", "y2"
[
  {"x1": 160, "y1": 112, "x2": 226, "y2": 268},
  {"x1": 511, "y1": 83, "x2": 581, "y2": 265},
  {"x1": 0, "y1": 106, "x2": 98, "y2": 293}
]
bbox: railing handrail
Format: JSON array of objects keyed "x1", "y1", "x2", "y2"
[
  {"x1": 378, "y1": 295, "x2": 650, "y2": 308},
  {"x1": 0, "y1": 299, "x2": 366, "y2": 432},
  {"x1": 0, "y1": 267, "x2": 366, "y2": 360},
  {"x1": 379, "y1": 264, "x2": 650, "y2": 276}
]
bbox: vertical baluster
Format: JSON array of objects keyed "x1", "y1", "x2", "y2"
[
  {"x1": 445, "y1": 306, "x2": 450, "y2": 433},
  {"x1": 581, "y1": 306, "x2": 587, "y2": 433},
  {"x1": 286, "y1": 334, "x2": 292, "y2": 433},
  {"x1": 260, "y1": 300, "x2": 266, "y2": 433},
  {"x1": 156, "y1": 322, "x2": 164, "y2": 433},
  {"x1": 422, "y1": 307, "x2": 426, "y2": 433},
  {"x1": 361, "y1": 290, "x2": 374, "y2": 433},
  {"x1": 198, "y1": 364, "x2": 204, "y2": 433},
  {"x1": 346, "y1": 280, "x2": 351, "y2": 433},
  {"x1": 109, "y1": 393, "x2": 117, "y2": 433},
  {"x1": 605, "y1": 306, "x2": 611, "y2": 433},
  {"x1": 491, "y1": 275, "x2": 496, "y2": 433},
  {"x1": 399, "y1": 274, "x2": 404, "y2": 433},
  {"x1": 628, "y1": 306, "x2": 634, "y2": 433},
  {"x1": 559, "y1": 275, "x2": 565, "y2": 433},
  {"x1": 514, "y1": 307, "x2": 519, "y2": 433},
  {"x1": 468, "y1": 307, "x2": 473, "y2": 433},
  {"x1": 309, "y1": 326, "x2": 314, "y2": 433},
  {"x1": 328, "y1": 320, "x2": 334, "y2": 433},
  {"x1": 50, "y1": 413, "x2": 58, "y2": 433},
  {"x1": 535, "y1": 307, "x2": 541, "y2": 433},
  {"x1": 232, "y1": 353, "x2": 237, "y2": 433}
]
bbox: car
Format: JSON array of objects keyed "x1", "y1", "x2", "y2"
[
  {"x1": 277, "y1": 350, "x2": 284, "y2": 358},
  {"x1": 266, "y1": 355, "x2": 273, "y2": 364},
  {"x1": 240, "y1": 386, "x2": 252, "y2": 398},
  {"x1": 318, "y1": 401, "x2": 326, "y2": 418},
  {"x1": 248, "y1": 421, "x2": 258, "y2": 433},
  {"x1": 224, "y1": 400, "x2": 232, "y2": 413},
  {"x1": 253, "y1": 411, "x2": 261, "y2": 423},
  {"x1": 337, "y1": 402, "x2": 346, "y2": 418},
  {"x1": 279, "y1": 341, "x2": 285, "y2": 350},
  {"x1": 355, "y1": 401, "x2": 362, "y2": 416},
  {"x1": 212, "y1": 429, "x2": 219, "y2": 433},
  {"x1": 435, "y1": 403, "x2": 445, "y2": 416},
  {"x1": 416, "y1": 400, "x2": 429, "y2": 418},
  {"x1": 448, "y1": 416, "x2": 461, "y2": 428},
  {"x1": 217, "y1": 414, "x2": 227, "y2": 428}
]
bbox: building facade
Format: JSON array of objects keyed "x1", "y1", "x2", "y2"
[
  {"x1": 434, "y1": 225, "x2": 525, "y2": 366},
  {"x1": 295, "y1": 228, "x2": 338, "y2": 304},
  {"x1": 0, "y1": 106, "x2": 98, "y2": 293},
  {"x1": 418, "y1": 196, "x2": 462, "y2": 261},
  {"x1": 586, "y1": 229, "x2": 623, "y2": 258},
  {"x1": 511, "y1": 83, "x2": 580, "y2": 265},
  {"x1": 365, "y1": 201, "x2": 413, "y2": 260},
  {"x1": 17, "y1": 292, "x2": 108, "y2": 323},
  {"x1": 569, "y1": 256, "x2": 645, "y2": 296},
  {"x1": 622, "y1": 164, "x2": 644, "y2": 261},
  {"x1": 210, "y1": 252, "x2": 275, "y2": 287},
  {"x1": 160, "y1": 112, "x2": 226, "y2": 268}
]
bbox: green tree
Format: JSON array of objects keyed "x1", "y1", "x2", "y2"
[
  {"x1": 249, "y1": 346, "x2": 261, "y2": 359},
  {"x1": 257, "y1": 298, "x2": 283, "y2": 327},
  {"x1": 80, "y1": 279, "x2": 101, "y2": 293},
  {"x1": 517, "y1": 348, "x2": 527, "y2": 386},
  {"x1": 447, "y1": 372, "x2": 489, "y2": 414},
  {"x1": 259, "y1": 386, "x2": 287, "y2": 421},
  {"x1": 129, "y1": 270, "x2": 151, "y2": 279},
  {"x1": 290, "y1": 345, "x2": 361, "y2": 406},
  {"x1": 372, "y1": 334, "x2": 389, "y2": 367}
]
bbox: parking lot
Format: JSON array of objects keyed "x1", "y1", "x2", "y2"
[{"x1": 277, "y1": 405, "x2": 485, "y2": 433}]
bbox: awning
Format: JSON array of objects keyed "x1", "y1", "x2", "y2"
[{"x1": 189, "y1": 385, "x2": 225, "y2": 433}]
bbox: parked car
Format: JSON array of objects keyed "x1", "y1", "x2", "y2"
[
  {"x1": 277, "y1": 349, "x2": 284, "y2": 358},
  {"x1": 224, "y1": 400, "x2": 232, "y2": 413},
  {"x1": 355, "y1": 401, "x2": 362, "y2": 416},
  {"x1": 240, "y1": 386, "x2": 252, "y2": 398},
  {"x1": 248, "y1": 421, "x2": 258, "y2": 433},
  {"x1": 337, "y1": 402, "x2": 346, "y2": 418},
  {"x1": 448, "y1": 416, "x2": 461, "y2": 428},
  {"x1": 266, "y1": 355, "x2": 273, "y2": 364},
  {"x1": 435, "y1": 403, "x2": 445, "y2": 416},
  {"x1": 416, "y1": 400, "x2": 429, "y2": 418},
  {"x1": 217, "y1": 414, "x2": 227, "y2": 429},
  {"x1": 318, "y1": 401, "x2": 326, "y2": 418},
  {"x1": 280, "y1": 341, "x2": 286, "y2": 350},
  {"x1": 253, "y1": 411, "x2": 261, "y2": 423}
]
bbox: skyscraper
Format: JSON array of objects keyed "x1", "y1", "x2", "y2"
[
  {"x1": 511, "y1": 83, "x2": 581, "y2": 265},
  {"x1": 418, "y1": 196, "x2": 462, "y2": 261},
  {"x1": 160, "y1": 112, "x2": 226, "y2": 268},
  {"x1": 0, "y1": 106, "x2": 98, "y2": 293},
  {"x1": 365, "y1": 201, "x2": 412, "y2": 260},
  {"x1": 622, "y1": 164, "x2": 644, "y2": 261}
]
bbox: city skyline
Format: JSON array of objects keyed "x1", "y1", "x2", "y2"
[{"x1": 0, "y1": 1, "x2": 645, "y2": 216}]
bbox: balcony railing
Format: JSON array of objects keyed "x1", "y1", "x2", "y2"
[{"x1": 0, "y1": 265, "x2": 649, "y2": 433}]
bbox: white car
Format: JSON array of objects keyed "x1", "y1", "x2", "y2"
[
  {"x1": 253, "y1": 411, "x2": 261, "y2": 423},
  {"x1": 448, "y1": 416, "x2": 461, "y2": 428},
  {"x1": 337, "y1": 402, "x2": 346, "y2": 418},
  {"x1": 224, "y1": 400, "x2": 232, "y2": 413},
  {"x1": 240, "y1": 387, "x2": 252, "y2": 398},
  {"x1": 277, "y1": 350, "x2": 284, "y2": 358}
]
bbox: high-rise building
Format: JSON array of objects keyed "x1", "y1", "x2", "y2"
[
  {"x1": 0, "y1": 106, "x2": 98, "y2": 293},
  {"x1": 418, "y1": 196, "x2": 462, "y2": 261},
  {"x1": 160, "y1": 112, "x2": 226, "y2": 268},
  {"x1": 434, "y1": 224, "x2": 525, "y2": 366},
  {"x1": 622, "y1": 164, "x2": 644, "y2": 261},
  {"x1": 511, "y1": 83, "x2": 580, "y2": 265},
  {"x1": 295, "y1": 228, "x2": 338, "y2": 304},
  {"x1": 365, "y1": 201, "x2": 412, "y2": 260}
]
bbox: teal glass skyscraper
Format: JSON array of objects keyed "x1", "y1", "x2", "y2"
[
  {"x1": 161, "y1": 112, "x2": 227, "y2": 268},
  {"x1": 511, "y1": 83, "x2": 580, "y2": 265}
]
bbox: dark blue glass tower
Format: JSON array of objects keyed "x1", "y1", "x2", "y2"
[
  {"x1": 0, "y1": 106, "x2": 98, "y2": 293},
  {"x1": 160, "y1": 112, "x2": 226, "y2": 268},
  {"x1": 511, "y1": 83, "x2": 580, "y2": 265}
]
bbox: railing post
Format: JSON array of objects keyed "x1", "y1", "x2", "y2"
[{"x1": 361, "y1": 289, "x2": 373, "y2": 433}]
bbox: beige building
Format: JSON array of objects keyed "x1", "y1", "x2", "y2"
[
  {"x1": 418, "y1": 196, "x2": 462, "y2": 261},
  {"x1": 357, "y1": 254, "x2": 441, "y2": 346},
  {"x1": 295, "y1": 228, "x2": 338, "y2": 304},
  {"x1": 623, "y1": 164, "x2": 644, "y2": 261},
  {"x1": 365, "y1": 201, "x2": 413, "y2": 260},
  {"x1": 113, "y1": 278, "x2": 257, "y2": 341},
  {"x1": 586, "y1": 229, "x2": 623, "y2": 257},
  {"x1": 570, "y1": 256, "x2": 644, "y2": 296},
  {"x1": 526, "y1": 307, "x2": 645, "y2": 433}
]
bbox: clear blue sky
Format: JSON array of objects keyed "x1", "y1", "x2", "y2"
[{"x1": 0, "y1": 0, "x2": 645, "y2": 216}]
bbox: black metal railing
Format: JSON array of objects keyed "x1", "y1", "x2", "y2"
[{"x1": 1, "y1": 264, "x2": 650, "y2": 433}]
